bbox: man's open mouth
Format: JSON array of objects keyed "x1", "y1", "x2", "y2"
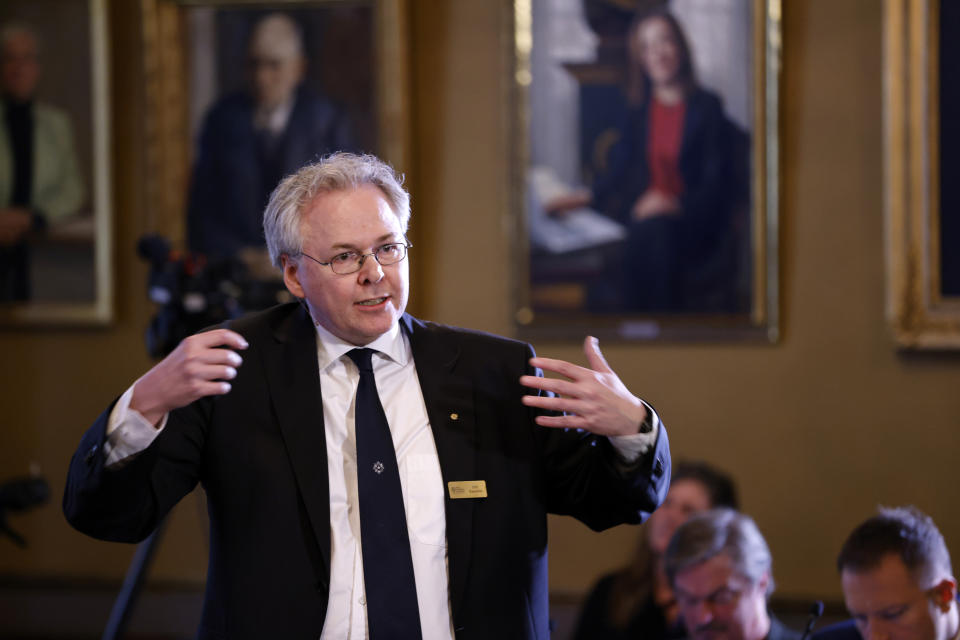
[{"x1": 356, "y1": 296, "x2": 388, "y2": 306}]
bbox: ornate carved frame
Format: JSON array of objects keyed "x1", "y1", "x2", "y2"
[
  {"x1": 509, "y1": 0, "x2": 782, "y2": 342},
  {"x1": 884, "y1": 0, "x2": 960, "y2": 348},
  {"x1": 140, "y1": 0, "x2": 410, "y2": 248}
]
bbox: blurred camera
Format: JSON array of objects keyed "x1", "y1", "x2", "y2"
[{"x1": 138, "y1": 235, "x2": 291, "y2": 358}]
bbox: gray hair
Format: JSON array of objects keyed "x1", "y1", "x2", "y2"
[
  {"x1": 664, "y1": 508, "x2": 775, "y2": 598},
  {"x1": 249, "y1": 13, "x2": 303, "y2": 60},
  {"x1": 263, "y1": 152, "x2": 411, "y2": 268}
]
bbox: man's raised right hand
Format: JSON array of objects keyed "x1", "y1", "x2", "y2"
[{"x1": 130, "y1": 329, "x2": 248, "y2": 428}]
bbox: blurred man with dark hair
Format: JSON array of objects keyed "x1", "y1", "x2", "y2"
[
  {"x1": 665, "y1": 508, "x2": 800, "y2": 640},
  {"x1": 815, "y1": 506, "x2": 959, "y2": 640}
]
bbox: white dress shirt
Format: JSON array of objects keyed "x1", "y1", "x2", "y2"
[
  {"x1": 253, "y1": 95, "x2": 295, "y2": 137},
  {"x1": 310, "y1": 320, "x2": 453, "y2": 639},
  {"x1": 103, "y1": 321, "x2": 659, "y2": 639}
]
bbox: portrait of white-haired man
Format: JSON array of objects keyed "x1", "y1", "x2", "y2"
[
  {"x1": 664, "y1": 508, "x2": 800, "y2": 640},
  {"x1": 0, "y1": 22, "x2": 85, "y2": 301},
  {"x1": 813, "y1": 506, "x2": 959, "y2": 640},
  {"x1": 187, "y1": 12, "x2": 354, "y2": 262}
]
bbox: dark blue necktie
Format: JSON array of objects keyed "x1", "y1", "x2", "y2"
[{"x1": 347, "y1": 348, "x2": 423, "y2": 639}]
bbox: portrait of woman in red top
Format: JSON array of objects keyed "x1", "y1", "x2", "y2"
[{"x1": 549, "y1": 8, "x2": 749, "y2": 313}]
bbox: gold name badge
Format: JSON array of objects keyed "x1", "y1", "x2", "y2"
[{"x1": 448, "y1": 480, "x2": 487, "y2": 499}]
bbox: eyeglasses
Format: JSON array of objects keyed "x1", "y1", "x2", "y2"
[
  {"x1": 298, "y1": 242, "x2": 412, "y2": 275},
  {"x1": 676, "y1": 585, "x2": 744, "y2": 610}
]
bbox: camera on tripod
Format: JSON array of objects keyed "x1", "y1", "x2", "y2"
[
  {"x1": 0, "y1": 473, "x2": 49, "y2": 547},
  {"x1": 138, "y1": 235, "x2": 292, "y2": 358}
]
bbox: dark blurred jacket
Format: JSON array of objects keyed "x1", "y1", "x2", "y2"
[{"x1": 187, "y1": 86, "x2": 353, "y2": 257}]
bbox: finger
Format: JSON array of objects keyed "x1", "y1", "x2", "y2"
[
  {"x1": 522, "y1": 394, "x2": 586, "y2": 414},
  {"x1": 179, "y1": 359, "x2": 239, "y2": 384},
  {"x1": 528, "y1": 356, "x2": 587, "y2": 380},
  {"x1": 533, "y1": 414, "x2": 588, "y2": 429},
  {"x1": 197, "y1": 348, "x2": 244, "y2": 367},
  {"x1": 195, "y1": 329, "x2": 249, "y2": 350},
  {"x1": 195, "y1": 380, "x2": 233, "y2": 397},
  {"x1": 583, "y1": 336, "x2": 613, "y2": 373},
  {"x1": 520, "y1": 375, "x2": 582, "y2": 398},
  {"x1": 191, "y1": 363, "x2": 239, "y2": 381}
]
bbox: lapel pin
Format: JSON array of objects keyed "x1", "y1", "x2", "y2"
[{"x1": 450, "y1": 413, "x2": 459, "y2": 421}]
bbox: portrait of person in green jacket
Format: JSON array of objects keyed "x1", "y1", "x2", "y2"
[{"x1": 0, "y1": 22, "x2": 85, "y2": 301}]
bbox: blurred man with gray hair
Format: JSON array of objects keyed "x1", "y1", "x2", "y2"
[
  {"x1": 187, "y1": 12, "x2": 354, "y2": 258},
  {"x1": 665, "y1": 508, "x2": 800, "y2": 640},
  {"x1": 65, "y1": 152, "x2": 671, "y2": 639}
]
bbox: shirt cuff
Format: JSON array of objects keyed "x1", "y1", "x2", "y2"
[
  {"x1": 103, "y1": 382, "x2": 168, "y2": 468},
  {"x1": 608, "y1": 402, "x2": 660, "y2": 464}
]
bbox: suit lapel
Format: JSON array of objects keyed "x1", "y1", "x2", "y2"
[
  {"x1": 403, "y1": 315, "x2": 477, "y2": 623},
  {"x1": 259, "y1": 310, "x2": 479, "y2": 609},
  {"x1": 263, "y1": 305, "x2": 332, "y2": 588}
]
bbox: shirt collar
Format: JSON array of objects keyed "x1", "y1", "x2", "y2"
[
  {"x1": 313, "y1": 319, "x2": 409, "y2": 371},
  {"x1": 253, "y1": 94, "x2": 296, "y2": 135}
]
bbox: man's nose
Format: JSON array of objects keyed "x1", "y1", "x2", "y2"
[
  {"x1": 357, "y1": 254, "x2": 384, "y2": 283},
  {"x1": 687, "y1": 601, "x2": 713, "y2": 627},
  {"x1": 865, "y1": 620, "x2": 890, "y2": 640}
]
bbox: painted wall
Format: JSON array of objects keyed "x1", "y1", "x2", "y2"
[{"x1": 1, "y1": 0, "x2": 958, "y2": 607}]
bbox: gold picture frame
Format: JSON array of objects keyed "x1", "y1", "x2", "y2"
[
  {"x1": 510, "y1": 0, "x2": 781, "y2": 342},
  {"x1": 884, "y1": 0, "x2": 960, "y2": 348},
  {"x1": 0, "y1": 0, "x2": 113, "y2": 326},
  {"x1": 140, "y1": 0, "x2": 410, "y2": 252}
]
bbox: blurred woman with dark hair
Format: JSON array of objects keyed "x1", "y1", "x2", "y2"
[
  {"x1": 572, "y1": 461, "x2": 739, "y2": 640},
  {"x1": 549, "y1": 8, "x2": 747, "y2": 312}
]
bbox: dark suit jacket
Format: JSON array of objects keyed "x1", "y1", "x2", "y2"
[
  {"x1": 187, "y1": 87, "x2": 354, "y2": 257},
  {"x1": 811, "y1": 593, "x2": 960, "y2": 640},
  {"x1": 768, "y1": 615, "x2": 803, "y2": 640},
  {"x1": 811, "y1": 620, "x2": 859, "y2": 640},
  {"x1": 572, "y1": 572, "x2": 685, "y2": 640},
  {"x1": 64, "y1": 303, "x2": 671, "y2": 639}
]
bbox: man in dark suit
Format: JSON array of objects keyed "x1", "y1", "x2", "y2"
[
  {"x1": 64, "y1": 152, "x2": 671, "y2": 639},
  {"x1": 664, "y1": 508, "x2": 800, "y2": 640},
  {"x1": 187, "y1": 12, "x2": 353, "y2": 259},
  {"x1": 813, "y1": 506, "x2": 959, "y2": 640}
]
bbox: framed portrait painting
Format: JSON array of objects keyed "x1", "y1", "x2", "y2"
[
  {"x1": 0, "y1": 0, "x2": 113, "y2": 325},
  {"x1": 511, "y1": 0, "x2": 780, "y2": 341},
  {"x1": 885, "y1": 0, "x2": 960, "y2": 348},
  {"x1": 141, "y1": 0, "x2": 408, "y2": 275}
]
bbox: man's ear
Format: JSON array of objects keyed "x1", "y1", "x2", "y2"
[
  {"x1": 931, "y1": 578, "x2": 957, "y2": 612},
  {"x1": 281, "y1": 254, "x2": 305, "y2": 299},
  {"x1": 755, "y1": 570, "x2": 771, "y2": 596}
]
